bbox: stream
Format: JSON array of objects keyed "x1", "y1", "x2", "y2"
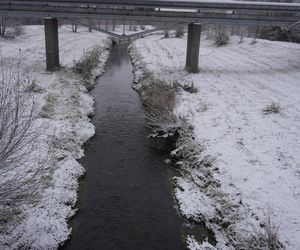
[{"x1": 62, "y1": 42, "x2": 185, "y2": 249}]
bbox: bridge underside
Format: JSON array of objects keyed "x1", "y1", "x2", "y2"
[
  {"x1": 1, "y1": 1, "x2": 300, "y2": 26},
  {"x1": 43, "y1": 18, "x2": 205, "y2": 72},
  {"x1": 1, "y1": 0, "x2": 299, "y2": 72}
]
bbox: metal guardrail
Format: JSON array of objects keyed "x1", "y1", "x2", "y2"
[{"x1": 9, "y1": 0, "x2": 300, "y2": 11}]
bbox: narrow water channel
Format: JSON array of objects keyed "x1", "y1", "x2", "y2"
[{"x1": 63, "y1": 43, "x2": 184, "y2": 249}]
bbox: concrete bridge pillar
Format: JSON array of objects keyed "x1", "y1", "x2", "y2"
[
  {"x1": 185, "y1": 23, "x2": 201, "y2": 73},
  {"x1": 44, "y1": 18, "x2": 59, "y2": 70}
]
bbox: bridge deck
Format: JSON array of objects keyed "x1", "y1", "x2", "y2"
[{"x1": 1, "y1": 0, "x2": 300, "y2": 26}]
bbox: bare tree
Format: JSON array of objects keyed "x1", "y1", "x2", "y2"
[
  {"x1": 112, "y1": 20, "x2": 116, "y2": 31},
  {"x1": 105, "y1": 20, "x2": 109, "y2": 31},
  {"x1": 205, "y1": 25, "x2": 211, "y2": 39},
  {"x1": 0, "y1": 56, "x2": 48, "y2": 231},
  {"x1": 88, "y1": 19, "x2": 94, "y2": 33},
  {"x1": 0, "y1": 16, "x2": 9, "y2": 37},
  {"x1": 133, "y1": 24, "x2": 137, "y2": 32},
  {"x1": 238, "y1": 26, "x2": 249, "y2": 44},
  {"x1": 72, "y1": 23, "x2": 78, "y2": 33},
  {"x1": 213, "y1": 25, "x2": 230, "y2": 46}
]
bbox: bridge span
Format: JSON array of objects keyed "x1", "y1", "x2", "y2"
[{"x1": 1, "y1": 0, "x2": 300, "y2": 72}]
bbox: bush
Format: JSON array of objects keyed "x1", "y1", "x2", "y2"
[
  {"x1": 263, "y1": 102, "x2": 281, "y2": 114},
  {"x1": 175, "y1": 27, "x2": 184, "y2": 38},
  {"x1": 13, "y1": 25, "x2": 24, "y2": 37},
  {"x1": 73, "y1": 45, "x2": 101, "y2": 80},
  {"x1": 214, "y1": 26, "x2": 230, "y2": 47},
  {"x1": 140, "y1": 78, "x2": 180, "y2": 136},
  {"x1": 0, "y1": 16, "x2": 24, "y2": 38}
]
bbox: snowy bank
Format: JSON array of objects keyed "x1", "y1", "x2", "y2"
[
  {"x1": 0, "y1": 25, "x2": 111, "y2": 249},
  {"x1": 129, "y1": 34, "x2": 300, "y2": 249}
]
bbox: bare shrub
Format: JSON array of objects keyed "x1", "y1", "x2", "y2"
[
  {"x1": 0, "y1": 59, "x2": 48, "y2": 229},
  {"x1": 238, "y1": 26, "x2": 248, "y2": 44},
  {"x1": 138, "y1": 77, "x2": 198, "y2": 136},
  {"x1": 140, "y1": 77, "x2": 180, "y2": 136},
  {"x1": 3, "y1": 26, "x2": 25, "y2": 39},
  {"x1": 112, "y1": 21, "x2": 116, "y2": 31},
  {"x1": 251, "y1": 38, "x2": 257, "y2": 45},
  {"x1": 24, "y1": 80, "x2": 43, "y2": 93},
  {"x1": 0, "y1": 18, "x2": 24, "y2": 38},
  {"x1": 214, "y1": 26, "x2": 230, "y2": 47},
  {"x1": 263, "y1": 102, "x2": 281, "y2": 114},
  {"x1": 238, "y1": 33, "x2": 244, "y2": 44},
  {"x1": 72, "y1": 24, "x2": 78, "y2": 33},
  {"x1": 164, "y1": 29, "x2": 170, "y2": 38},
  {"x1": 73, "y1": 45, "x2": 102, "y2": 80},
  {"x1": 15, "y1": 25, "x2": 24, "y2": 36},
  {"x1": 39, "y1": 93, "x2": 56, "y2": 118},
  {"x1": 205, "y1": 25, "x2": 212, "y2": 40},
  {"x1": 175, "y1": 27, "x2": 184, "y2": 38},
  {"x1": 271, "y1": 27, "x2": 300, "y2": 43}
]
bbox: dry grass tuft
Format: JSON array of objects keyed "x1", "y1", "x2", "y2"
[
  {"x1": 140, "y1": 78, "x2": 181, "y2": 136},
  {"x1": 263, "y1": 102, "x2": 281, "y2": 114},
  {"x1": 244, "y1": 207, "x2": 282, "y2": 249},
  {"x1": 73, "y1": 45, "x2": 102, "y2": 80}
]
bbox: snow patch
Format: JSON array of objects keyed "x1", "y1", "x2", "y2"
[{"x1": 129, "y1": 34, "x2": 300, "y2": 249}]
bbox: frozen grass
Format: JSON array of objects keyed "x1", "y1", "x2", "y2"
[{"x1": 243, "y1": 206, "x2": 282, "y2": 249}]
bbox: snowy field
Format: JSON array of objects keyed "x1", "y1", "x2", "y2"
[
  {"x1": 130, "y1": 34, "x2": 300, "y2": 249},
  {"x1": 0, "y1": 25, "x2": 111, "y2": 249}
]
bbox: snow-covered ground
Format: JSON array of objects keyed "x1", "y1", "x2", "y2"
[
  {"x1": 0, "y1": 25, "x2": 111, "y2": 249},
  {"x1": 129, "y1": 34, "x2": 300, "y2": 249}
]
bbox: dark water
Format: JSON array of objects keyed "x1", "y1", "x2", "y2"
[{"x1": 62, "y1": 43, "x2": 184, "y2": 250}]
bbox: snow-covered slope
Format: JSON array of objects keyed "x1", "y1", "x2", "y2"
[
  {"x1": 0, "y1": 25, "x2": 111, "y2": 249},
  {"x1": 130, "y1": 34, "x2": 300, "y2": 249}
]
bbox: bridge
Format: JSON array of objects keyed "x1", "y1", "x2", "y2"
[{"x1": 1, "y1": 0, "x2": 300, "y2": 72}]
